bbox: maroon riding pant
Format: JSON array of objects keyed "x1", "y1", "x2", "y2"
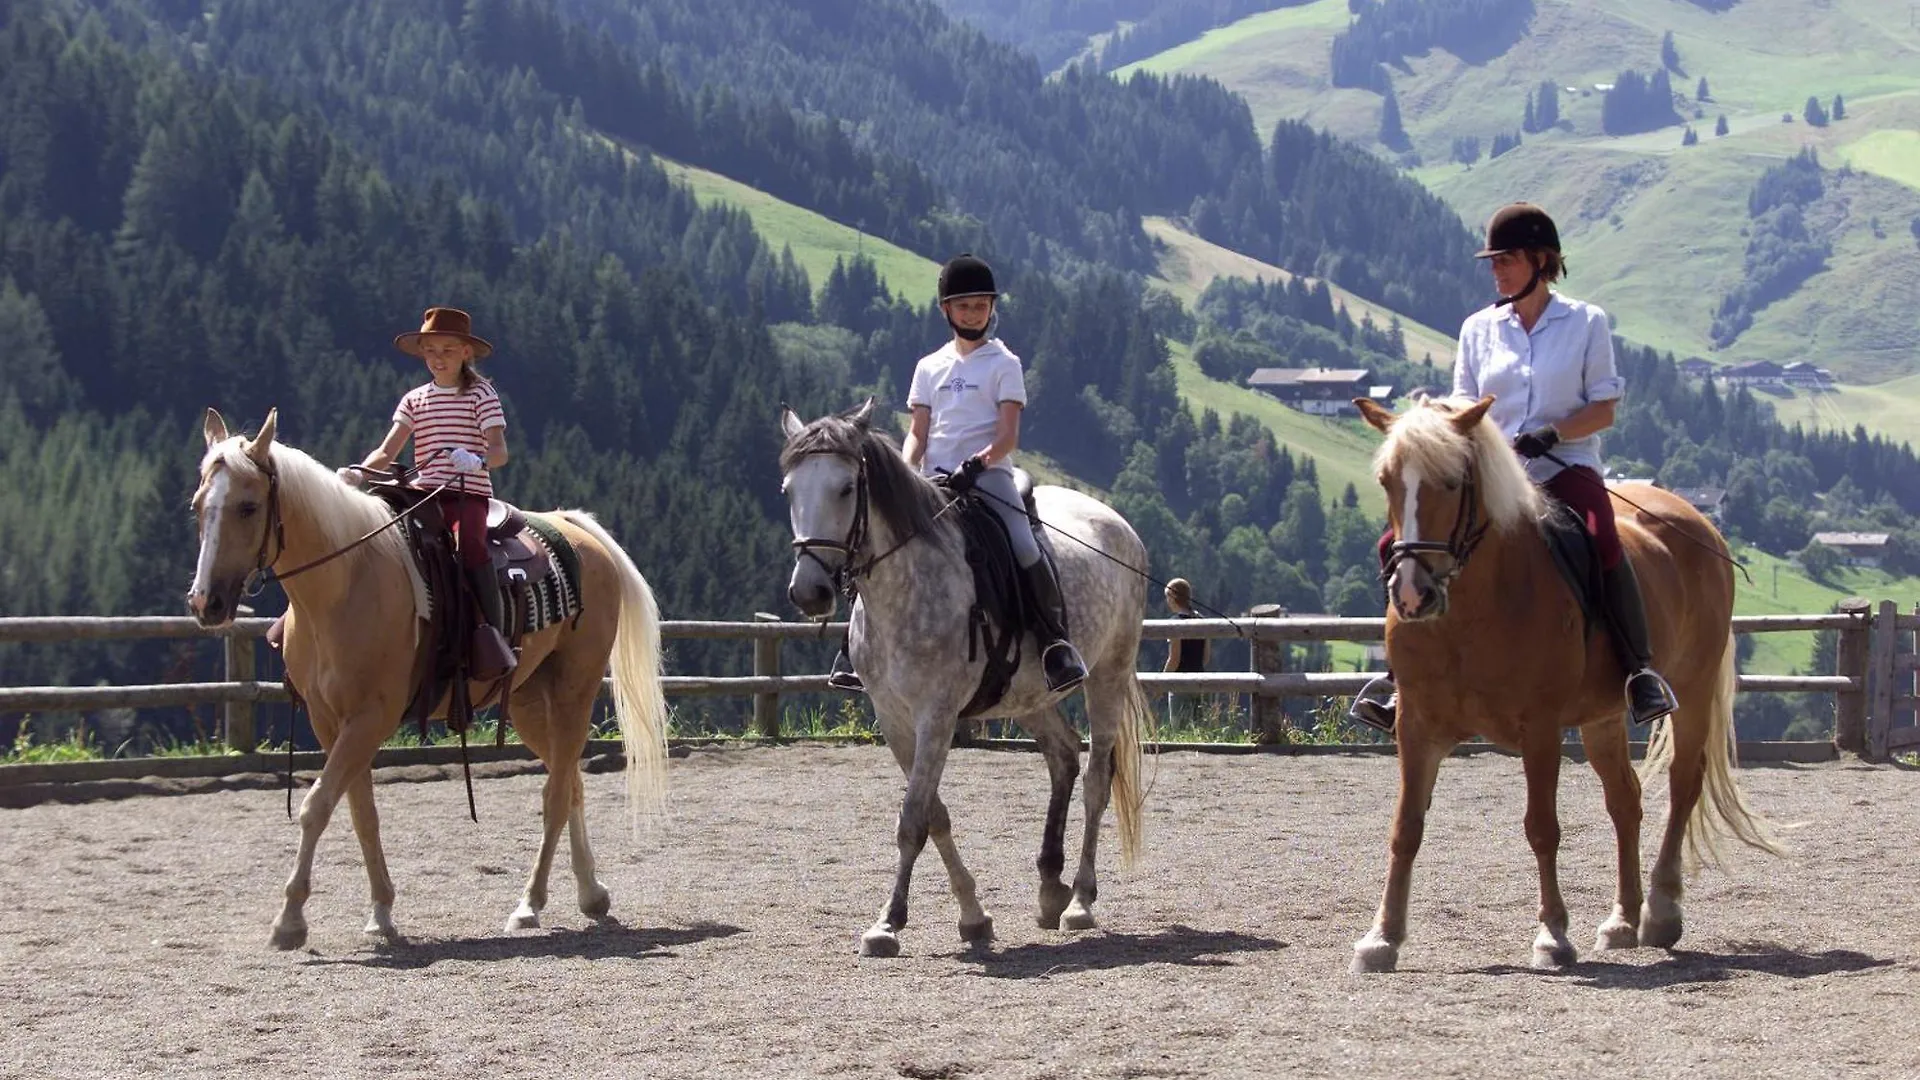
[
  {"x1": 440, "y1": 491, "x2": 491, "y2": 569},
  {"x1": 1376, "y1": 465, "x2": 1623, "y2": 571}
]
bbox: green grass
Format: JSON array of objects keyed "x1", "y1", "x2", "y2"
[
  {"x1": 1123, "y1": 0, "x2": 1920, "y2": 386},
  {"x1": 1168, "y1": 341, "x2": 1389, "y2": 516},
  {"x1": 1838, "y1": 128, "x2": 1920, "y2": 192},
  {"x1": 651, "y1": 158, "x2": 941, "y2": 304},
  {"x1": 1144, "y1": 216, "x2": 1459, "y2": 365},
  {"x1": 1759, "y1": 372, "x2": 1920, "y2": 444},
  {"x1": 1730, "y1": 544, "x2": 1920, "y2": 675}
]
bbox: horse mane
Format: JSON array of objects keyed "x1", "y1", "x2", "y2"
[
  {"x1": 781, "y1": 413, "x2": 953, "y2": 549},
  {"x1": 1375, "y1": 397, "x2": 1544, "y2": 531},
  {"x1": 200, "y1": 437, "x2": 413, "y2": 571}
]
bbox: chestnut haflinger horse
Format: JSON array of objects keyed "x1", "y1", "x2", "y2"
[
  {"x1": 1349, "y1": 395, "x2": 1782, "y2": 974},
  {"x1": 780, "y1": 402, "x2": 1148, "y2": 957},
  {"x1": 187, "y1": 409, "x2": 669, "y2": 949}
]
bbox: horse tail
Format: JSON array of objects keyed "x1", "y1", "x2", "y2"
[
  {"x1": 1109, "y1": 672, "x2": 1149, "y2": 868},
  {"x1": 561, "y1": 511, "x2": 670, "y2": 824},
  {"x1": 1644, "y1": 632, "x2": 1784, "y2": 870}
]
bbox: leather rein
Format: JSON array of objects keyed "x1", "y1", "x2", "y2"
[
  {"x1": 1380, "y1": 456, "x2": 1491, "y2": 597},
  {"x1": 789, "y1": 452, "x2": 958, "y2": 601},
  {"x1": 237, "y1": 459, "x2": 448, "y2": 599}
]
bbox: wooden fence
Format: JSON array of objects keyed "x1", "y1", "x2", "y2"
[{"x1": 3, "y1": 597, "x2": 1914, "y2": 760}]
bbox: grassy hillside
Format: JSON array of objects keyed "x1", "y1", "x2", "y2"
[
  {"x1": 1730, "y1": 545, "x2": 1920, "y2": 675},
  {"x1": 1763, "y1": 371, "x2": 1920, "y2": 439},
  {"x1": 1123, "y1": 0, "x2": 1920, "y2": 393},
  {"x1": 653, "y1": 158, "x2": 942, "y2": 304},
  {"x1": 1145, "y1": 217, "x2": 1461, "y2": 365}
]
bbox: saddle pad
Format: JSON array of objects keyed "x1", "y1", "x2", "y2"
[
  {"x1": 950, "y1": 494, "x2": 1028, "y2": 718},
  {"x1": 517, "y1": 515, "x2": 585, "y2": 634}
]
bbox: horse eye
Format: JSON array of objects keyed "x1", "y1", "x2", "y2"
[
  {"x1": 237, "y1": 501, "x2": 260, "y2": 517},
  {"x1": 839, "y1": 482, "x2": 855, "y2": 499},
  {"x1": 1443, "y1": 479, "x2": 1461, "y2": 492}
]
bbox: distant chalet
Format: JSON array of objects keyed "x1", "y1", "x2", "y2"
[
  {"x1": 1810, "y1": 532, "x2": 1892, "y2": 568},
  {"x1": 1248, "y1": 367, "x2": 1393, "y2": 417},
  {"x1": 1711, "y1": 359, "x2": 1834, "y2": 388}
]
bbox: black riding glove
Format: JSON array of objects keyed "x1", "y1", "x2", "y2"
[
  {"x1": 946, "y1": 455, "x2": 986, "y2": 494},
  {"x1": 1512, "y1": 426, "x2": 1561, "y2": 459}
]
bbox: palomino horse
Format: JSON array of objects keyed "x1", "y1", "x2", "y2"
[
  {"x1": 187, "y1": 409, "x2": 669, "y2": 949},
  {"x1": 780, "y1": 401, "x2": 1149, "y2": 957},
  {"x1": 1349, "y1": 395, "x2": 1781, "y2": 973}
]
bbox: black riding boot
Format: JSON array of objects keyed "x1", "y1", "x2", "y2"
[
  {"x1": 1023, "y1": 561, "x2": 1088, "y2": 693},
  {"x1": 466, "y1": 565, "x2": 517, "y2": 678},
  {"x1": 826, "y1": 646, "x2": 866, "y2": 693},
  {"x1": 1348, "y1": 674, "x2": 1397, "y2": 733},
  {"x1": 1602, "y1": 560, "x2": 1680, "y2": 725}
]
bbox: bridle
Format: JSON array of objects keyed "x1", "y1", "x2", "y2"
[
  {"x1": 1380, "y1": 454, "x2": 1490, "y2": 607},
  {"x1": 788, "y1": 450, "x2": 955, "y2": 601},
  {"x1": 211, "y1": 456, "x2": 445, "y2": 599}
]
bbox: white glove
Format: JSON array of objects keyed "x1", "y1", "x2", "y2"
[
  {"x1": 337, "y1": 466, "x2": 364, "y2": 487},
  {"x1": 449, "y1": 448, "x2": 485, "y2": 474}
]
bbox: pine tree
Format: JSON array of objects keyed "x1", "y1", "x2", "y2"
[
  {"x1": 1831, "y1": 94, "x2": 1845, "y2": 120},
  {"x1": 1696, "y1": 76, "x2": 1709, "y2": 101},
  {"x1": 1523, "y1": 93, "x2": 1536, "y2": 133},
  {"x1": 1804, "y1": 95, "x2": 1828, "y2": 127},
  {"x1": 1715, "y1": 113, "x2": 1729, "y2": 136},
  {"x1": 1661, "y1": 31, "x2": 1682, "y2": 74},
  {"x1": 1535, "y1": 80, "x2": 1559, "y2": 130},
  {"x1": 1378, "y1": 84, "x2": 1407, "y2": 150},
  {"x1": 1682, "y1": 126, "x2": 1698, "y2": 146}
]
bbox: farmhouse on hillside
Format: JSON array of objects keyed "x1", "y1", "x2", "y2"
[
  {"x1": 1810, "y1": 531, "x2": 1892, "y2": 568},
  {"x1": 1247, "y1": 367, "x2": 1393, "y2": 417}
]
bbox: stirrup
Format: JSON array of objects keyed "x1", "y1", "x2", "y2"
[
  {"x1": 1348, "y1": 677, "x2": 1397, "y2": 733},
  {"x1": 1041, "y1": 641, "x2": 1087, "y2": 693},
  {"x1": 1626, "y1": 669, "x2": 1679, "y2": 725},
  {"x1": 826, "y1": 649, "x2": 865, "y2": 694}
]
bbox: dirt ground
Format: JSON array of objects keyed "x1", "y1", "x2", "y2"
[{"x1": 1, "y1": 745, "x2": 1916, "y2": 1079}]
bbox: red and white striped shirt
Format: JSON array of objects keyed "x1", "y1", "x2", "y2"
[{"x1": 393, "y1": 380, "x2": 506, "y2": 497}]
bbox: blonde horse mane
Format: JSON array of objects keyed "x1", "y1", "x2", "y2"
[
  {"x1": 200, "y1": 436, "x2": 426, "y2": 615},
  {"x1": 1373, "y1": 396, "x2": 1544, "y2": 532}
]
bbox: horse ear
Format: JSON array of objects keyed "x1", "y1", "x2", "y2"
[
  {"x1": 780, "y1": 405, "x2": 805, "y2": 441},
  {"x1": 847, "y1": 397, "x2": 876, "y2": 428},
  {"x1": 1354, "y1": 398, "x2": 1396, "y2": 433},
  {"x1": 1449, "y1": 394, "x2": 1496, "y2": 433},
  {"x1": 203, "y1": 408, "x2": 230, "y2": 447},
  {"x1": 247, "y1": 408, "x2": 279, "y2": 464}
]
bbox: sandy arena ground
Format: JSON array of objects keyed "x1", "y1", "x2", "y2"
[{"x1": 1, "y1": 745, "x2": 1916, "y2": 1079}]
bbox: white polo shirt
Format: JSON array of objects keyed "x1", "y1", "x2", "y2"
[
  {"x1": 907, "y1": 338, "x2": 1028, "y2": 475},
  {"x1": 1452, "y1": 294, "x2": 1624, "y2": 484}
]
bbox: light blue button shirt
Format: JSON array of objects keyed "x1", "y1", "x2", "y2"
[{"x1": 1452, "y1": 294, "x2": 1625, "y2": 484}]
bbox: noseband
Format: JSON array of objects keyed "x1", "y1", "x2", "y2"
[{"x1": 1381, "y1": 455, "x2": 1490, "y2": 600}]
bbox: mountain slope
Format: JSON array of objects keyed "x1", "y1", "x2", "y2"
[{"x1": 1123, "y1": 0, "x2": 1920, "y2": 385}]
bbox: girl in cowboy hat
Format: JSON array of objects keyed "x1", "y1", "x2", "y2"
[
  {"x1": 1349, "y1": 203, "x2": 1678, "y2": 733},
  {"x1": 342, "y1": 307, "x2": 514, "y2": 663},
  {"x1": 826, "y1": 253, "x2": 1089, "y2": 695}
]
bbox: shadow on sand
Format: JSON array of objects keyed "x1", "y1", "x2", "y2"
[
  {"x1": 960, "y1": 924, "x2": 1288, "y2": 980},
  {"x1": 1470, "y1": 943, "x2": 1895, "y2": 989},
  {"x1": 300, "y1": 919, "x2": 745, "y2": 970}
]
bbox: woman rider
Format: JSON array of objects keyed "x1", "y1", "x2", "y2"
[{"x1": 1349, "y1": 203, "x2": 1680, "y2": 732}]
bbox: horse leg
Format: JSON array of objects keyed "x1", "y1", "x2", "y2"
[
  {"x1": 1644, "y1": 715, "x2": 1707, "y2": 949},
  {"x1": 1580, "y1": 720, "x2": 1644, "y2": 951},
  {"x1": 554, "y1": 670, "x2": 615, "y2": 919},
  {"x1": 1063, "y1": 716, "x2": 1113, "y2": 933},
  {"x1": 272, "y1": 716, "x2": 385, "y2": 950},
  {"x1": 927, "y1": 795, "x2": 993, "y2": 945},
  {"x1": 344, "y1": 769, "x2": 398, "y2": 941},
  {"x1": 861, "y1": 716, "x2": 953, "y2": 957},
  {"x1": 503, "y1": 678, "x2": 588, "y2": 931},
  {"x1": 1521, "y1": 733, "x2": 1576, "y2": 969},
  {"x1": 1352, "y1": 736, "x2": 1447, "y2": 974},
  {"x1": 1024, "y1": 707, "x2": 1080, "y2": 929}
]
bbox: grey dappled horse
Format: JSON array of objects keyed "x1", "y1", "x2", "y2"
[{"x1": 779, "y1": 401, "x2": 1149, "y2": 957}]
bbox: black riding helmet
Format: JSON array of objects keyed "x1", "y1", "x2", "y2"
[
  {"x1": 938, "y1": 253, "x2": 998, "y2": 302},
  {"x1": 1476, "y1": 203, "x2": 1561, "y2": 307}
]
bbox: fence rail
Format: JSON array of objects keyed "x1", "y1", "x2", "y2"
[{"x1": 3, "y1": 596, "x2": 1915, "y2": 760}]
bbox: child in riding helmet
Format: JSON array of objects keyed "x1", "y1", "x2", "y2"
[
  {"x1": 1349, "y1": 203, "x2": 1679, "y2": 733},
  {"x1": 827, "y1": 254, "x2": 1090, "y2": 695},
  {"x1": 342, "y1": 307, "x2": 516, "y2": 672}
]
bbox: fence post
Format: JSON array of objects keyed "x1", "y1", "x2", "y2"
[
  {"x1": 1247, "y1": 603, "x2": 1287, "y2": 745},
  {"x1": 752, "y1": 611, "x2": 782, "y2": 738},
  {"x1": 1866, "y1": 600, "x2": 1899, "y2": 762},
  {"x1": 223, "y1": 632, "x2": 257, "y2": 752},
  {"x1": 1833, "y1": 598, "x2": 1872, "y2": 757}
]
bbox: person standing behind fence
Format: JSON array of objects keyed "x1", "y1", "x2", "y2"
[{"x1": 1163, "y1": 578, "x2": 1210, "y2": 726}]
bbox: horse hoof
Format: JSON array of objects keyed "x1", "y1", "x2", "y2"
[
  {"x1": 505, "y1": 908, "x2": 540, "y2": 931},
  {"x1": 1642, "y1": 894, "x2": 1683, "y2": 949},
  {"x1": 859, "y1": 928, "x2": 901, "y2": 958},
  {"x1": 363, "y1": 911, "x2": 398, "y2": 940},
  {"x1": 580, "y1": 886, "x2": 612, "y2": 919},
  {"x1": 1061, "y1": 902, "x2": 1097, "y2": 932},
  {"x1": 1531, "y1": 938, "x2": 1578, "y2": 970},
  {"x1": 959, "y1": 915, "x2": 995, "y2": 944},
  {"x1": 1350, "y1": 937, "x2": 1398, "y2": 974},
  {"x1": 269, "y1": 922, "x2": 307, "y2": 951},
  {"x1": 1594, "y1": 916, "x2": 1638, "y2": 951},
  {"x1": 1037, "y1": 883, "x2": 1072, "y2": 929}
]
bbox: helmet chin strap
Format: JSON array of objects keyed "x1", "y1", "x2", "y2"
[
  {"x1": 1495, "y1": 267, "x2": 1543, "y2": 308},
  {"x1": 945, "y1": 302, "x2": 996, "y2": 342}
]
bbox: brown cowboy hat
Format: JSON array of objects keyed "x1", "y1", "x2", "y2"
[{"x1": 394, "y1": 307, "x2": 493, "y2": 359}]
